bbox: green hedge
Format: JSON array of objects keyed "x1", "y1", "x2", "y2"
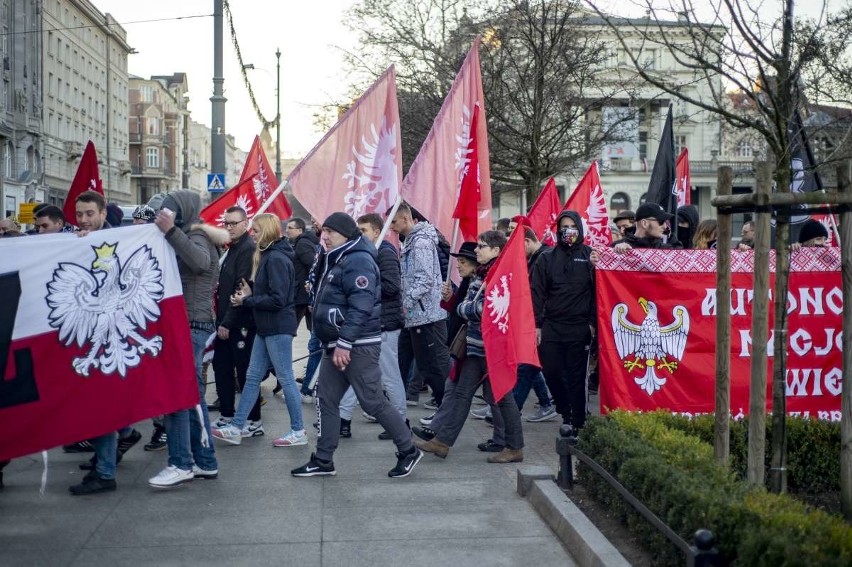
[{"x1": 577, "y1": 412, "x2": 852, "y2": 566}]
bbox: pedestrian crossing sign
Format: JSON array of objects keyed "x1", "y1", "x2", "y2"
[{"x1": 207, "y1": 173, "x2": 226, "y2": 192}]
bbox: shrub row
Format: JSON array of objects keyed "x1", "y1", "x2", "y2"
[{"x1": 577, "y1": 412, "x2": 852, "y2": 566}]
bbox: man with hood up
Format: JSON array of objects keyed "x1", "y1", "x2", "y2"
[
  {"x1": 149, "y1": 190, "x2": 230, "y2": 488},
  {"x1": 531, "y1": 210, "x2": 596, "y2": 435},
  {"x1": 675, "y1": 204, "x2": 699, "y2": 249}
]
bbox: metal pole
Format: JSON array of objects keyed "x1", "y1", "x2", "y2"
[
  {"x1": 714, "y1": 166, "x2": 733, "y2": 466},
  {"x1": 211, "y1": 0, "x2": 226, "y2": 178},
  {"x1": 275, "y1": 47, "x2": 282, "y2": 182}
]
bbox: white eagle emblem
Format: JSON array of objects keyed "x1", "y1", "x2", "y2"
[
  {"x1": 342, "y1": 116, "x2": 399, "y2": 218},
  {"x1": 486, "y1": 275, "x2": 511, "y2": 334},
  {"x1": 584, "y1": 182, "x2": 611, "y2": 247},
  {"x1": 46, "y1": 242, "x2": 165, "y2": 377},
  {"x1": 611, "y1": 297, "x2": 690, "y2": 395}
]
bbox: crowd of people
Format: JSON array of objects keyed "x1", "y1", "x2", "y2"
[{"x1": 0, "y1": 192, "x2": 836, "y2": 494}]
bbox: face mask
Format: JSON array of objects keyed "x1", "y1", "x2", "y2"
[{"x1": 560, "y1": 227, "x2": 579, "y2": 245}]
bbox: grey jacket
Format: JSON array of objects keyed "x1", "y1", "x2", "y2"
[{"x1": 400, "y1": 221, "x2": 446, "y2": 327}]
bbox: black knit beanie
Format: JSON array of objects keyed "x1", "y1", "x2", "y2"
[
  {"x1": 322, "y1": 212, "x2": 358, "y2": 239},
  {"x1": 798, "y1": 219, "x2": 828, "y2": 244}
]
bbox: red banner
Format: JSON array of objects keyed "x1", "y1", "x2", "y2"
[{"x1": 596, "y1": 248, "x2": 842, "y2": 420}]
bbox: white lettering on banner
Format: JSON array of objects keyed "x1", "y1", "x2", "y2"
[
  {"x1": 785, "y1": 367, "x2": 843, "y2": 397},
  {"x1": 702, "y1": 287, "x2": 843, "y2": 317},
  {"x1": 738, "y1": 328, "x2": 843, "y2": 358}
]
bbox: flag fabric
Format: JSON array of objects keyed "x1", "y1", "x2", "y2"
[
  {"x1": 242, "y1": 135, "x2": 292, "y2": 221},
  {"x1": 675, "y1": 148, "x2": 691, "y2": 207},
  {"x1": 527, "y1": 178, "x2": 561, "y2": 246},
  {"x1": 0, "y1": 225, "x2": 198, "y2": 461},
  {"x1": 451, "y1": 104, "x2": 483, "y2": 241},
  {"x1": 402, "y1": 38, "x2": 492, "y2": 242},
  {"x1": 481, "y1": 228, "x2": 540, "y2": 402},
  {"x1": 199, "y1": 174, "x2": 260, "y2": 228},
  {"x1": 647, "y1": 106, "x2": 677, "y2": 219},
  {"x1": 563, "y1": 162, "x2": 612, "y2": 248},
  {"x1": 288, "y1": 66, "x2": 402, "y2": 224},
  {"x1": 63, "y1": 140, "x2": 103, "y2": 223}
]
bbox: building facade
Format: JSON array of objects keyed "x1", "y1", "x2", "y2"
[
  {"x1": 41, "y1": 0, "x2": 132, "y2": 206},
  {"x1": 187, "y1": 118, "x2": 247, "y2": 205}
]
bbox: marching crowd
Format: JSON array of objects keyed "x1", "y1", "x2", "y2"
[{"x1": 0, "y1": 190, "x2": 835, "y2": 494}]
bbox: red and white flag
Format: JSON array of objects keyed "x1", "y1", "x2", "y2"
[
  {"x1": 527, "y1": 178, "x2": 561, "y2": 246},
  {"x1": 63, "y1": 140, "x2": 103, "y2": 224},
  {"x1": 451, "y1": 104, "x2": 483, "y2": 241},
  {"x1": 675, "y1": 148, "x2": 691, "y2": 207},
  {"x1": 402, "y1": 38, "x2": 492, "y2": 242},
  {"x1": 242, "y1": 135, "x2": 292, "y2": 220},
  {"x1": 288, "y1": 66, "x2": 402, "y2": 224},
  {"x1": 200, "y1": 174, "x2": 260, "y2": 228},
  {"x1": 481, "y1": 228, "x2": 541, "y2": 402},
  {"x1": 0, "y1": 225, "x2": 198, "y2": 461},
  {"x1": 563, "y1": 162, "x2": 612, "y2": 247}
]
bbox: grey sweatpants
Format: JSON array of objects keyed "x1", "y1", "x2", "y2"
[{"x1": 316, "y1": 344, "x2": 414, "y2": 462}]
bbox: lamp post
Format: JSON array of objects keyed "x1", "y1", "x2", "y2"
[{"x1": 275, "y1": 48, "x2": 282, "y2": 181}]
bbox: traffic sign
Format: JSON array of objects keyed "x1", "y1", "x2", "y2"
[{"x1": 207, "y1": 173, "x2": 226, "y2": 192}]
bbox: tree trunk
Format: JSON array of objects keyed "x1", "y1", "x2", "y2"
[{"x1": 714, "y1": 166, "x2": 733, "y2": 466}]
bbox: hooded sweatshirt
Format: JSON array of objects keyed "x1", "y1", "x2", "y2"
[
  {"x1": 676, "y1": 204, "x2": 699, "y2": 249},
  {"x1": 400, "y1": 221, "x2": 446, "y2": 327},
  {"x1": 161, "y1": 191, "x2": 229, "y2": 323},
  {"x1": 530, "y1": 210, "x2": 596, "y2": 342},
  {"x1": 243, "y1": 238, "x2": 297, "y2": 336}
]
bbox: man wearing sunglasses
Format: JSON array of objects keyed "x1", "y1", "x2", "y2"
[{"x1": 612, "y1": 203, "x2": 680, "y2": 252}]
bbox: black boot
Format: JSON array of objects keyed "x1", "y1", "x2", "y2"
[{"x1": 340, "y1": 419, "x2": 352, "y2": 438}]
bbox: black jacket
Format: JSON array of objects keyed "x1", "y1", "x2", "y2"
[
  {"x1": 216, "y1": 231, "x2": 255, "y2": 330},
  {"x1": 611, "y1": 232, "x2": 679, "y2": 249},
  {"x1": 313, "y1": 236, "x2": 382, "y2": 350},
  {"x1": 243, "y1": 238, "x2": 297, "y2": 337},
  {"x1": 531, "y1": 210, "x2": 596, "y2": 342},
  {"x1": 291, "y1": 230, "x2": 319, "y2": 306},
  {"x1": 377, "y1": 240, "x2": 404, "y2": 331}
]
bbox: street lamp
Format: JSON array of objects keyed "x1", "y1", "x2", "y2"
[{"x1": 275, "y1": 48, "x2": 282, "y2": 181}]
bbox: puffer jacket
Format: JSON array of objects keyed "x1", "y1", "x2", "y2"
[
  {"x1": 312, "y1": 235, "x2": 382, "y2": 350},
  {"x1": 243, "y1": 238, "x2": 297, "y2": 337},
  {"x1": 377, "y1": 239, "x2": 404, "y2": 331},
  {"x1": 400, "y1": 221, "x2": 446, "y2": 327}
]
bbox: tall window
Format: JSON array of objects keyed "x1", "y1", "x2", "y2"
[
  {"x1": 736, "y1": 141, "x2": 753, "y2": 158},
  {"x1": 4, "y1": 141, "x2": 13, "y2": 178},
  {"x1": 675, "y1": 135, "x2": 688, "y2": 156},
  {"x1": 146, "y1": 147, "x2": 159, "y2": 168},
  {"x1": 147, "y1": 117, "x2": 159, "y2": 135}
]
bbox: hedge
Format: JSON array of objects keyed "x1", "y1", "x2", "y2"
[{"x1": 577, "y1": 412, "x2": 852, "y2": 566}]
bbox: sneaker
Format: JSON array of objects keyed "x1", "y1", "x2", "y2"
[
  {"x1": 423, "y1": 398, "x2": 439, "y2": 411},
  {"x1": 144, "y1": 427, "x2": 167, "y2": 451},
  {"x1": 477, "y1": 439, "x2": 504, "y2": 452},
  {"x1": 419, "y1": 413, "x2": 435, "y2": 426},
  {"x1": 117, "y1": 430, "x2": 142, "y2": 455},
  {"x1": 526, "y1": 405, "x2": 558, "y2": 423},
  {"x1": 241, "y1": 420, "x2": 265, "y2": 437},
  {"x1": 69, "y1": 471, "x2": 116, "y2": 495},
  {"x1": 388, "y1": 447, "x2": 423, "y2": 478},
  {"x1": 207, "y1": 398, "x2": 220, "y2": 412},
  {"x1": 470, "y1": 406, "x2": 491, "y2": 420},
  {"x1": 405, "y1": 394, "x2": 418, "y2": 407},
  {"x1": 291, "y1": 453, "x2": 336, "y2": 477},
  {"x1": 361, "y1": 411, "x2": 377, "y2": 423},
  {"x1": 472, "y1": 394, "x2": 487, "y2": 405},
  {"x1": 214, "y1": 416, "x2": 233, "y2": 428},
  {"x1": 412, "y1": 426, "x2": 435, "y2": 441},
  {"x1": 212, "y1": 423, "x2": 243, "y2": 445},
  {"x1": 301, "y1": 394, "x2": 314, "y2": 405},
  {"x1": 63, "y1": 440, "x2": 95, "y2": 453},
  {"x1": 149, "y1": 465, "x2": 194, "y2": 488},
  {"x1": 273, "y1": 429, "x2": 308, "y2": 447},
  {"x1": 192, "y1": 464, "x2": 218, "y2": 480}
]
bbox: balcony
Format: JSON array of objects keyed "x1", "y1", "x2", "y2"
[
  {"x1": 65, "y1": 141, "x2": 82, "y2": 159},
  {"x1": 129, "y1": 132, "x2": 141, "y2": 143}
]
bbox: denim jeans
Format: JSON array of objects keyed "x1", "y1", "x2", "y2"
[
  {"x1": 165, "y1": 326, "x2": 218, "y2": 472},
  {"x1": 235, "y1": 333, "x2": 303, "y2": 432},
  {"x1": 339, "y1": 330, "x2": 406, "y2": 420},
  {"x1": 513, "y1": 364, "x2": 551, "y2": 411},
  {"x1": 92, "y1": 432, "x2": 117, "y2": 479},
  {"x1": 301, "y1": 330, "x2": 322, "y2": 396}
]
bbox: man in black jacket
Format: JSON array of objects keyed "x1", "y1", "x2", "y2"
[
  {"x1": 285, "y1": 217, "x2": 320, "y2": 329},
  {"x1": 612, "y1": 203, "x2": 680, "y2": 252},
  {"x1": 531, "y1": 210, "x2": 596, "y2": 434},
  {"x1": 291, "y1": 212, "x2": 422, "y2": 479},
  {"x1": 212, "y1": 206, "x2": 259, "y2": 430}
]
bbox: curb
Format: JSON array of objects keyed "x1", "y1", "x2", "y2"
[{"x1": 517, "y1": 467, "x2": 630, "y2": 567}]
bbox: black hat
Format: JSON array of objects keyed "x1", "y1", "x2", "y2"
[
  {"x1": 322, "y1": 212, "x2": 358, "y2": 239},
  {"x1": 450, "y1": 242, "x2": 478, "y2": 262},
  {"x1": 613, "y1": 210, "x2": 635, "y2": 223},
  {"x1": 635, "y1": 203, "x2": 674, "y2": 223},
  {"x1": 798, "y1": 219, "x2": 828, "y2": 244}
]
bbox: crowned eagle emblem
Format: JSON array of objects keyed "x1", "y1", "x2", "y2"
[
  {"x1": 45, "y1": 242, "x2": 165, "y2": 377},
  {"x1": 486, "y1": 275, "x2": 511, "y2": 334},
  {"x1": 611, "y1": 298, "x2": 690, "y2": 395}
]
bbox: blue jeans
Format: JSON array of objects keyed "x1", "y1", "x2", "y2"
[
  {"x1": 301, "y1": 330, "x2": 322, "y2": 396},
  {"x1": 236, "y1": 333, "x2": 303, "y2": 432},
  {"x1": 92, "y1": 432, "x2": 117, "y2": 479},
  {"x1": 165, "y1": 327, "x2": 218, "y2": 472},
  {"x1": 513, "y1": 364, "x2": 551, "y2": 410}
]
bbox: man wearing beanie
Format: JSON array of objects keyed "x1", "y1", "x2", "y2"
[
  {"x1": 292, "y1": 212, "x2": 423, "y2": 478},
  {"x1": 797, "y1": 219, "x2": 830, "y2": 247}
]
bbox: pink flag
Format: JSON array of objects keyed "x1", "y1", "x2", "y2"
[
  {"x1": 288, "y1": 66, "x2": 402, "y2": 224},
  {"x1": 527, "y1": 178, "x2": 561, "y2": 246},
  {"x1": 563, "y1": 162, "x2": 612, "y2": 248},
  {"x1": 675, "y1": 148, "x2": 691, "y2": 207},
  {"x1": 402, "y1": 38, "x2": 492, "y2": 242},
  {"x1": 242, "y1": 136, "x2": 292, "y2": 220}
]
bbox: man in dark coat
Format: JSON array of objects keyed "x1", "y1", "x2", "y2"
[{"x1": 285, "y1": 217, "x2": 320, "y2": 329}]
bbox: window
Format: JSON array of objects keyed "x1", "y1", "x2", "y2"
[
  {"x1": 148, "y1": 117, "x2": 159, "y2": 135},
  {"x1": 736, "y1": 141, "x2": 753, "y2": 158},
  {"x1": 675, "y1": 135, "x2": 688, "y2": 156},
  {"x1": 4, "y1": 141, "x2": 13, "y2": 178},
  {"x1": 611, "y1": 192, "x2": 631, "y2": 211},
  {"x1": 139, "y1": 86, "x2": 153, "y2": 102},
  {"x1": 146, "y1": 147, "x2": 160, "y2": 168},
  {"x1": 639, "y1": 131, "x2": 648, "y2": 160}
]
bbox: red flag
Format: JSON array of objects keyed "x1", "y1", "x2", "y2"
[
  {"x1": 675, "y1": 148, "x2": 691, "y2": 206},
  {"x1": 451, "y1": 104, "x2": 482, "y2": 241},
  {"x1": 481, "y1": 229, "x2": 541, "y2": 402},
  {"x1": 0, "y1": 225, "x2": 198, "y2": 461},
  {"x1": 63, "y1": 141, "x2": 103, "y2": 223},
  {"x1": 242, "y1": 135, "x2": 292, "y2": 220},
  {"x1": 288, "y1": 66, "x2": 402, "y2": 224},
  {"x1": 527, "y1": 178, "x2": 561, "y2": 246},
  {"x1": 199, "y1": 174, "x2": 260, "y2": 227},
  {"x1": 402, "y1": 38, "x2": 492, "y2": 240},
  {"x1": 563, "y1": 162, "x2": 612, "y2": 247}
]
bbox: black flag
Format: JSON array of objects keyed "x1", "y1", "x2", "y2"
[{"x1": 647, "y1": 105, "x2": 678, "y2": 240}]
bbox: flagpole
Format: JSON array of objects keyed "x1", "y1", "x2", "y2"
[
  {"x1": 255, "y1": 179, "x2": 287, "y2": 216},
  {"x1": 446, "y1": 219, "x2": 460, "y2": 285},
  {"x1": 377, "y1": 193, "x2": 402, "y2": 246}
]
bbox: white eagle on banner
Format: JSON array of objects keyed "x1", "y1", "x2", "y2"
[
  {"x1": 342, "y1": 116, "x2": 399, "y2": 218},
  {"x1": 487, "y1": 275, "x2": 511, "y2": 334},
  {"x1": 585, "y1": 182, "x2": 611, "y2": 247},
  {"x1": 611, "y1": 298, "x2": 689, "y2": 395},
  {"x1": 46, "y1": 242, "x2": 165, "y2": 377}
]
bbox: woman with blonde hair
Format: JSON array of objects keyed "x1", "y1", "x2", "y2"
[
  {"x1": 693, "y1": 219, "x2": 718, "y2": 250},
  {"x1": 213, "y1": 213, "x2": 307, "y2": 447}
]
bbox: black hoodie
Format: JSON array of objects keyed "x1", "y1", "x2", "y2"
[
  {"x1": 530, "y1": 210, "x2": 596, "y2": 342},
  {"x1": 243, "y1": 238, "x2": 297, "y2": 336},
  {"x1": 676, "y1": 205, "x2": 699, "y2": 249}
]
